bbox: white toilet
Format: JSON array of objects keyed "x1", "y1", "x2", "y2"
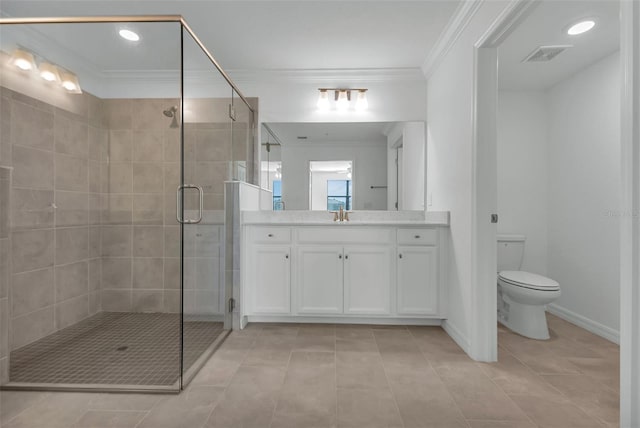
[{"x1": 497, "y1": 234, "x2": 561, "y2": 340}]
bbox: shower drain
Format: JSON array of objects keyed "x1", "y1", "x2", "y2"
[{"x1": 116, "y1": 346, "x2": 128, "y2": 351}]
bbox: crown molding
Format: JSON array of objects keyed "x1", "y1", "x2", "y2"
[
  {"x1": 226, "y1": 68, "x2": 425, "y2": 84},
  {"x1": 421, "y1": 0, "x2": 484, "y2": 79}
]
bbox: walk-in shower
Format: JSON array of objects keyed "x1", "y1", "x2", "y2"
[{"x1": 0, "y1": 16, "x2": 256, "y2": 392}]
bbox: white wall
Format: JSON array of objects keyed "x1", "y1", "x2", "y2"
[
  {"x1": 402, "y1": 122, "x2": 426, "y2": 210},
  {"x1": 546, "y1": 52, "x2": 621, "y2": 337},
  {"x1": 281, "y1": 143, "x2": 387, "y2": 210},
  {"x1": 426, "y1": 1, "x2": 511, "y2": 358},
  {"x1": 497, "y1": 91, "x2": 548, "y2": 275}
]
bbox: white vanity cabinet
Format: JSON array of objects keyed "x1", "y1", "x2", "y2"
[
  {"x1": 247, "y1": 227, "x2": 291, "y2": 314},
  {"x1": 243, "y1": 224, "x2": 447, "y2": 323}
]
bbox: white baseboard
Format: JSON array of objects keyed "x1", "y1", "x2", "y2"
[
  {"x1": 246, "y1": 315, "x2": 442, "y2": 326},
  {"x1": 442, "y1": 319, "x2": 470, "y2": 354},
  {"x1": 547, "y1": 303, "x2": 619, "y2": 345}
]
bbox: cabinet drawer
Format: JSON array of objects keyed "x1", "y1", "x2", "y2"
[
  {"x1": 249, "y1": 227, "x2": 291, "y2": 244},
  {"x1": 397, "y1": 228, "x2": 437, "y2": 246},
  {"x1": 296, "y1": 227, "x2": 393, "y2": 244}
]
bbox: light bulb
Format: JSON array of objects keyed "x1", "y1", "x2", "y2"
[
  {"x1": 11, "y1": 49, "x2": 35, "y2": 71},
  {"x1": 354, "y1": 90, "x2": 368, "y2": 111},
  {"x1": 60, "y1": 71, "x2": 82, "y2": 93},
  {"x1": 567, "y1": 20, "x2": 595, "y2": 35},
  {"x1": 39, "y1": 62, "x2": 60, "y2": 82},
  {"x1": 336, "y1": 90, "x2": 349, "y2": 111},
  {"x1": 119, "y1": 29, "x2": 140, "y2": 41},
  {"x1": 317, "y1": 90, "x2": 330, "y2": 111}
]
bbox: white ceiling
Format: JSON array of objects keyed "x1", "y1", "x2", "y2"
[
  {"x1": 0, "y1": 1, "x2": 460, "y2": 72},
  {"x1": 498, "y1": 0, "x2": 619, "y2": 90},
  {"x1": 267, "y1": 122, "x2": 390, "y2": 145}
]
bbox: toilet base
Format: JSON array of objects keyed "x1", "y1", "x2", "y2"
[{"x1": 498, "y1": 293, "x2": 550, "y2": 340}]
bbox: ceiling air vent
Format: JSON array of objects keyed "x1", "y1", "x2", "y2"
[{"x1": 522, "y1": 45, "x2": 572, "y2": 62}]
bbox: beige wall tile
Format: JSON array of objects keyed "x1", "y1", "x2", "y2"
[
  {"x1": 101, "y1": 289, "x2": 131, "y2": 312},
  {"x1": 163, "y1": 290, "x2": 180, "y2": 313},
  {"x1": 164, "y1": 129, "x2": 180, "y2": 161},
  {"x1": 12, "y1": 100, "x2": 54, "y2": 151},
  {"x1": 55, "y1": 227, "x2": 89, "y2": 265},
  {"x1": 104, "y1": 99, "x2": 132, "y2": 130},
  {"x1": 195, "y1": 129, "x2": 231, "y2": 162},
  {"x1": 108, "y1": 130, "x2": 132, "y2": 161},
  {"x1": 89, "y1": 226, "x2": 101, "y2": 259},
  {"x1": 102, "y1": 194, "x2": 132, "y2": 225},
  {"x1": 133, "y1": 194, "x2": 163, "y2": 225},
  {"x1": 0, "y1": 298, "x2": 8, "y2": 358},
  {"x1": 88, "y1": 291, "x2": 101, "y2": 315},
  {"x1": 1, "y1": 95, "x2": 13, "y2": 166},
  {"x1": 11, "y1": 188, "x2": 54, "y2": 230},
  {"x1": 89, "y1": 258, "x2": 101, "y2": 292},
  {"x1": 55, "y1": 261, "x2": 88, "y2": 302},
  {"x1": 55, "y1": 191, "x2": 88, "y2": 227},
  {"x1": 133, "y1": 226, "x2": 163, "y2": 257},
  {"x1": 132, "y1": 258, "x2": 163, "y2": 290},
  {"x1": 132, "y1": 290, "x2": 164, "y2": 312},
  {"x1": 104, "y1": 162, "x2": 132, "y2": 194},
  {"x1": 56, "y1": 294, "x2": 88, "y2": 329},
  {"x1": 133, "y1": 162, "x2": 163, "y2": 193},
  {"x1": 12, "y1": 228, "x2": 54, "y2": 273},
  {"x1": 132, "y1": 98, "x2": 175, "y2": 130},
  {"x1": 54, "y1": 114, "x2": 88, "y2": 157},
  {"x1": 164, "y1": 227, "x2": 179, "y2": 258},
  {"x1": 163, "y1": 258, "x2": 180, "y2": 290},
  {"x1": 12, "y1": 145, "x2": 54, "y2": 190},
  {"x1": 101, "y1": 258, "x2": 131, "y2": 289},
  {"x1": 133, "y1": 130, "x2": 163, "y2": 161},
  {"x1": 88, "y1": 160, "x2": 101, "y2": 193},
  {"x1": 88, "y1": 126, "x2": 107, "y2": 161},
  {"x1": 195, "y1": 162, "x2": 227, "y2": 194},
  {"x1": 89, "y1": 194, "x2": 102, "y2": 225},
  {"x1": 0, "y1": 239, "x2": 8, "y2": 298},
  {"x1": 101, "y1": 226, "x2": 132, "y2": 257},
  {"x1": 12, "y1": 267, "x2": 54, "y2": 317},
  {"x1": 11, "y1": 306, "x2": 54, "y2": 350},
  {"x1": 55, "y1": 153, "x2": 88, "y2": 192}
]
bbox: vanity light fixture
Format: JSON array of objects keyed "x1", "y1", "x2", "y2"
[
  {"x1": 119, "y1": 29, "x2": 140, "y2": 42},
  {"x1": 39, "y1": 62, "x2": 60, "y2": 83},
  {"x1": 317, "y1": 88, "x2": 368, "y2": 111},
  {"x1": 11, "y1": 48, "x2": 36, "y2": 71},
  {"x1": 59, "y1": 71, "x2": 83, "y2": 93},
  {"x1": 567, "y1": 19, "x2": 596, "y2": 35}
]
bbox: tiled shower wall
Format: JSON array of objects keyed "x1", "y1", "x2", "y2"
[
  {"x1": 1, "y1": 87, "x2": 104, "y2": 352},
  {"x1": 0, "y1": 167, "x2": 11, "y2": 383}
]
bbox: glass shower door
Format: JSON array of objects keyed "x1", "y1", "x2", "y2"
[{"x1": 179, "y1": 28, "x2": 232, "y2": 386}]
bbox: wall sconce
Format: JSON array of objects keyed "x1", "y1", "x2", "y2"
[
  {"x1": 9, "y1": 47, "x2": 82, "y2": 93},
  {"x1": 317, "y1": 88, "x2": 368, "y2": 111}
]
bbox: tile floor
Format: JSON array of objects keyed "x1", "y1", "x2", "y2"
[
  {"x1": 10, "y1": 313, "x2": 224, "y2": 386},
  {"x1": 0, "y1": 314, "x2": 619, "y2": 428}
]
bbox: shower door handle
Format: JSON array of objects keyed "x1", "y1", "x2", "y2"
[{"x1": 176, "y1": 184, "x2": 203, "y2": 224}]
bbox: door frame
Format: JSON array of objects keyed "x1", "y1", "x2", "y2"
[{"x1": 473, "y1": 0, "x2": 639, "y2": 425}]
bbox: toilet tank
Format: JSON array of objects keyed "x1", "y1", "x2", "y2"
[{"x1": 497, "y1": 234, "x2": 525, "y2": 272}]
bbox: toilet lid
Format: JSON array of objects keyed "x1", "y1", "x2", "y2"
[{"x1": 498, "y1": 270, "x2": 560, "y2": 291}]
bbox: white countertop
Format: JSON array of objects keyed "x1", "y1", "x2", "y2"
[{"x1": 241, "y1": 210, "x2": 450, "y2": 226}]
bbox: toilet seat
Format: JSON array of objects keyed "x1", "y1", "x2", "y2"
[{"x1": 498, "y1": 270, "x2": 560, "y2": 291}]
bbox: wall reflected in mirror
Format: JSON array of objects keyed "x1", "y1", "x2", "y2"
[{"x1": 261, "y1": 121, "x2": 425, "y2": 212}]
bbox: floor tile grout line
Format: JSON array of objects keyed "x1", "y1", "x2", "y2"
[
  {"x1": 372, "y1": 327, "x2": 406, "y2": 428},
  {"x1": 406, "y1": 327, "x2": 470, "y2": 428},
  {"x1": 266, "y1": 326, "x2": 296, "y2": 428}
]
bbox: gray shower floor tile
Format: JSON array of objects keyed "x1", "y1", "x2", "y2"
[{"x1": 9, "y1": 312, "x2": 224, "y2": 386}]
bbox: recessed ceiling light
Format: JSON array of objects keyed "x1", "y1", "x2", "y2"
[
  {"x1": 567, "y1": 20, "x2": 595, "y2": 36},
  {"x1": 119, "y1": 29, "x2": 140, "y2": 42}
]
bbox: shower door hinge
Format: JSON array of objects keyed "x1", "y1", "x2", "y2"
[
  {"x1": 491, "y1": 214, "x2": 499, "y2": 224},
  {"x1": 228, "y1": 104, "x2": 236, "y2": 121},
  {"x1": 228, "y1": 298, "x2": 236, "y2": 313}
]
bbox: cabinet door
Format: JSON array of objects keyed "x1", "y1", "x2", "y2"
[
  {"x1": 251, "y1": 245, "x2": 291, "y2": 314},
  {"x1": 297, "y1": 246, "x2": 343, "y2": 314},
  {"x1": 343, "y1": 246, "x2": 393, "y2": 315},
  {"x1": 396, "y1": 246, "x2": 438, "y2": 315}
]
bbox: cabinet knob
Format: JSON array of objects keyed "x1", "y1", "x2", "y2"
[
  {"x1": 414, "y1": 235, "x2": 420, "y2": 239},
  {"x1": 285, "y1": 254, "x2": 289, "y2": 259},
  {"x1": 399, "y1": 254, "x2": 403, "y2": 259},
  {"x1": 267, "y1": 233, "x2": 273, "y2": 237},
  {"x1": 345, "y1": 254, "x2": 349, "y2": 260},
  {"x1": 338, "y1": 254, "x2": 342, "y2": 259}
]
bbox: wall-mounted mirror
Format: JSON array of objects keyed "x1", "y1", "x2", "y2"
[{"x1": 261, "y1": 121, "x2": 425, "y2": 212}]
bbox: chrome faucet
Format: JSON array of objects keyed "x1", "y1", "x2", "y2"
[{"x1": 330, "y1": 206, "x2": 350, "y2": 222}]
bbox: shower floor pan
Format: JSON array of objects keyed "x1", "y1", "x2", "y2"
[{"x1": 5, "y1": 312, "x2": 225, "y2": 391}]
